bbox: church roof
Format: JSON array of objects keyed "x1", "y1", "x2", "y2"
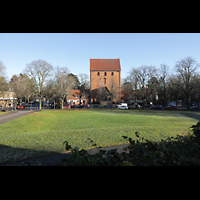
[{"x1": 90, "y1": 59, "x2": 121, "y2": 71}]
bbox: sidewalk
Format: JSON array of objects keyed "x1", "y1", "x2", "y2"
[{"x1": 0, "y1": 110, "x2": 35, "y2": 124}]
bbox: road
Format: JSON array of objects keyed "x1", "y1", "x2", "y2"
[{"x1": 0, "y1": 110, "x2": 35, "y2": 125}]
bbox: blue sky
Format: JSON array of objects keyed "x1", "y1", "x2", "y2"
[{"x1": 1, "y1": 33, "x2": 200, "y2": 81}]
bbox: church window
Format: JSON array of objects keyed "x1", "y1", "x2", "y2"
[
  {"x1": 104, "y1": 72, "x2": 107, "y2": 76},
  {"x1": 104, "y1": 77, "x2": 107, "y2": 85},
  {"x1": 97, "y1": 72, "x2": 100, "y2": 76},
  {"x1": 111, "y1": 72, "x2": 114, "y2": 76}
]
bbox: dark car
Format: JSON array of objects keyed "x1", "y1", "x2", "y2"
[
  {"x1": 190, "y1": 105, "x2": 200, "y2": 110},
  {"x1": 102, "y1": 105, "x2": 112, "y2": 109},
  {"x1": 150, "y1": 105, "x2": 164, "y2": 110},
  {"x1": 165, "y1": 105, "x2": 177, "y2": 110},
  {"x1": 90, "y1": 105, "x2": 100, "y2": 108},
  {"x1": 76, "y1": 105, "x2": 85, "y2": 108},
  {"x1": 51, "y1": 104, "x2": 60, "y2": 109}
]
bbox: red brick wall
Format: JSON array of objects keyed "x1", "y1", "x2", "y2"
[{"x1": 90, "y1": 70, "x2": 121, "y2": 102}]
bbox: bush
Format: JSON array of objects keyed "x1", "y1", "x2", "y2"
[{"x1": 57, "y1": 122, "x2": 200, "y2": 166}]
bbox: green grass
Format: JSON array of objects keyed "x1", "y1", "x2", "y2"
[
  {"x1": 0, "y1": 111, "x2": 8, "y2": 115},
  {"x1": 0, "y1": 109, "x2": 200, "y2": 163}
]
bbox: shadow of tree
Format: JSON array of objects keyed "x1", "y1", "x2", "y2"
[
  {"x1": 179, "y1": 111, "x2": 200, "y2": 121},
  {"x1": 0, "y1": 144, "x2": 64, "y2": 166}
]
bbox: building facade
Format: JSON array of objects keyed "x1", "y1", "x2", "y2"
[
  {"x1": 90, "y1": 59, "x2": 121, "y2": 104},
  {"x1": 0, "y1": 91, "x2": 16, "y2": 107},
  {"x1": 67, "y1": 90, "x2": 88, "y2": 105}
]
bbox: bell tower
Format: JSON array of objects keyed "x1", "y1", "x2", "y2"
[{"x1": 90, "y1": 59, "x2": 121, "y2": 103}]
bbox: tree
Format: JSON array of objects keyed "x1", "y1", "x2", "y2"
[
  {"x1": 128, "y1": 65, "x2": 158, "y2": 109},
  {"x1": 54, "y1": 66, "x2": 72, "y2": 109},
  {"x1": 190, "y1": 74, "x2": 200, "y2": 104},
  {"x1": 175, "y1": 57, "x2": 199, "y2": 110},
  {"x1": 167, "y1": 74, "x2": 182, "y2": 107},
  {"x1": 10, "y1": 74, "x2": 24, "y2": 110},
  {"x1": 147, "y1": 76, "x2": 159, "y2": 105},
  {"x1": 157, "y1": 64, "x2": 169, "y2": 107},
  {"x1": 0, "y1": 61, "x2": 8, "y2": 109},
  {"x1": 43, "y1": 78, "x2": 56, "y2": 105},
  {"x1": 68, "y1": 73, "x2": 80, "y2": 89},
  {"x1": 78, "y1": 73, "x2": 90, "y2": 105},
  {"x1": 121, "y1": 79, "x2": 133, "y2": 103},
  {"x1": 10, "y1": 74, "x2": 34, "y2": 105},
  {"x1": 24, "y1": 59, "x2": 53, "y2": 110}
]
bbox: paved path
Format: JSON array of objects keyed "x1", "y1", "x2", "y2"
[{"x1": 0, "y1": 110, "x2": 34, "y2": 124}]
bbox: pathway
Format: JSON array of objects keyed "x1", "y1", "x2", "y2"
[{"x1": 0, "y1": 110, "x2": 35, "y2": 125}]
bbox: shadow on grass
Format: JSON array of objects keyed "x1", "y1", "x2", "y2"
[
  {"x1": 0, "y1": 143, "x2": 63, "y2": 166},
  {"x1": 2, "y1": 133, "x2": 200, "y2": 166},
  {"x1": 179, "y1": 111, "x2": 200, "y2": 121}
]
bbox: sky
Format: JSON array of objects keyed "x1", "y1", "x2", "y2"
[{"x1": 1, "y1": 33, "x2": 200, "y2": 81}]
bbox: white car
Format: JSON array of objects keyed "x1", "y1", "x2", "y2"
[{"x1": 117, "y1": 105, "x2": 128, "y2": 110}]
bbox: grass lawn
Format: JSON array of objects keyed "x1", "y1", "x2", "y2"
[
  {"x1": 0, "y1": 111, "x2": 8, "y2": 115},
  {"x1": 0, "y1": 109, "x2": 200, "y2": 163}
]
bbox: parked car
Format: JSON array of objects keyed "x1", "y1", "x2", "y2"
[
  {"x1": 103, "y1": 105, "x2": 112, "y2": 109},
  {"x1": 63, "y1": 104, "x2": 71, "y2": 109},
  {"x1": 90, "y1": 105, "x2": 100, "y2": 108},
  {"x1": 190, "y1": 105, "x2": 200, "y2": 110},
  {"x1": 150, "y1": 105, "x2": 164, "y2": 110},
  {"x1": 16, "y1": 104, "x2": 25, "y2": 109},
  {"x1": 165, "y1": 105, "x2": 177, "y2": 110},
  {"x1": 50, "y1": 104, "x2": 60, "y2": 109},
  {"x1": 117, "y1": 103, "x2": 128, "y2": 107},
  {"x1": 117, "y1": 105, "x2": 128, "y2": 110},
  {"x1": 128, "y1": 104, "x2": 141, "y2": 109},
  {"x1": 76, "y1": 105, "x2": 85, "y2": 108}
]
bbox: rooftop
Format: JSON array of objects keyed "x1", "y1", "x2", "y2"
[{"x1": 90, "y1": 59, "x2": 121, "y2": 71}]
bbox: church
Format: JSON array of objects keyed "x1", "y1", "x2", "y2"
[{"x1": 90, "y1": 59, "x2": 121, "y2": 104}]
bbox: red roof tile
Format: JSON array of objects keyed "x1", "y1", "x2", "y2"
[{"x1": 90, "y1": 59, "x2": 121, "y2": 71}]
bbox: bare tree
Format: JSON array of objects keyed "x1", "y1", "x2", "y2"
[
  {"x1": 54, "y1": 66, "x2": 72, "y2": 109},
  {"x1": 10, "y1": 75, "x2": 24, "y2": 110},
  {"x1": 175, "y1": 56, "x2": 199, "y2": 110},
  {"x1": 43, "y1": 78, "x2": 56, "y2": 105},
  {"x1": 24, "y1": 59, "x2": 53, "y2": 110},
  {"x1": 78, "y1": 73, "x2": 90, "y2": 105},
  {"x1": 121, "y1": 79, "x2": 134, "y2": 103},
  {"x1": 157, "y1": 64, "x2": 169, "y2": 107},
  {"x1": 0, "y1": 61, "x2": 8, "y2": 109},
  {"x1": 167, "y1": 74, "x2": 183, "y2": 107},
  {"x1": 191, "y1": 74, "x2": 200, "y2": 104},
  {"x1": 0, "y1": 61, "x2": 6, "y2": 76},
  {"x1": 128, "y1": 65, "x2": 158, "y2": 109}
]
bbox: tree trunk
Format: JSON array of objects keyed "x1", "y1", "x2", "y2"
[
  {"x1": 61, "y1": 99, "x2": 64, "y2": 109},
  {"x1": 187, "y1": 93, "x2": 190, "y2": 110},
  {"x1": 39, "y1": 98, "x2": 42, "y2": 110}
]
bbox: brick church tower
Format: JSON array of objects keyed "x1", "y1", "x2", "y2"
[{"x1": 90, "y1": 59, "x2": 121, "y2": 104}]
